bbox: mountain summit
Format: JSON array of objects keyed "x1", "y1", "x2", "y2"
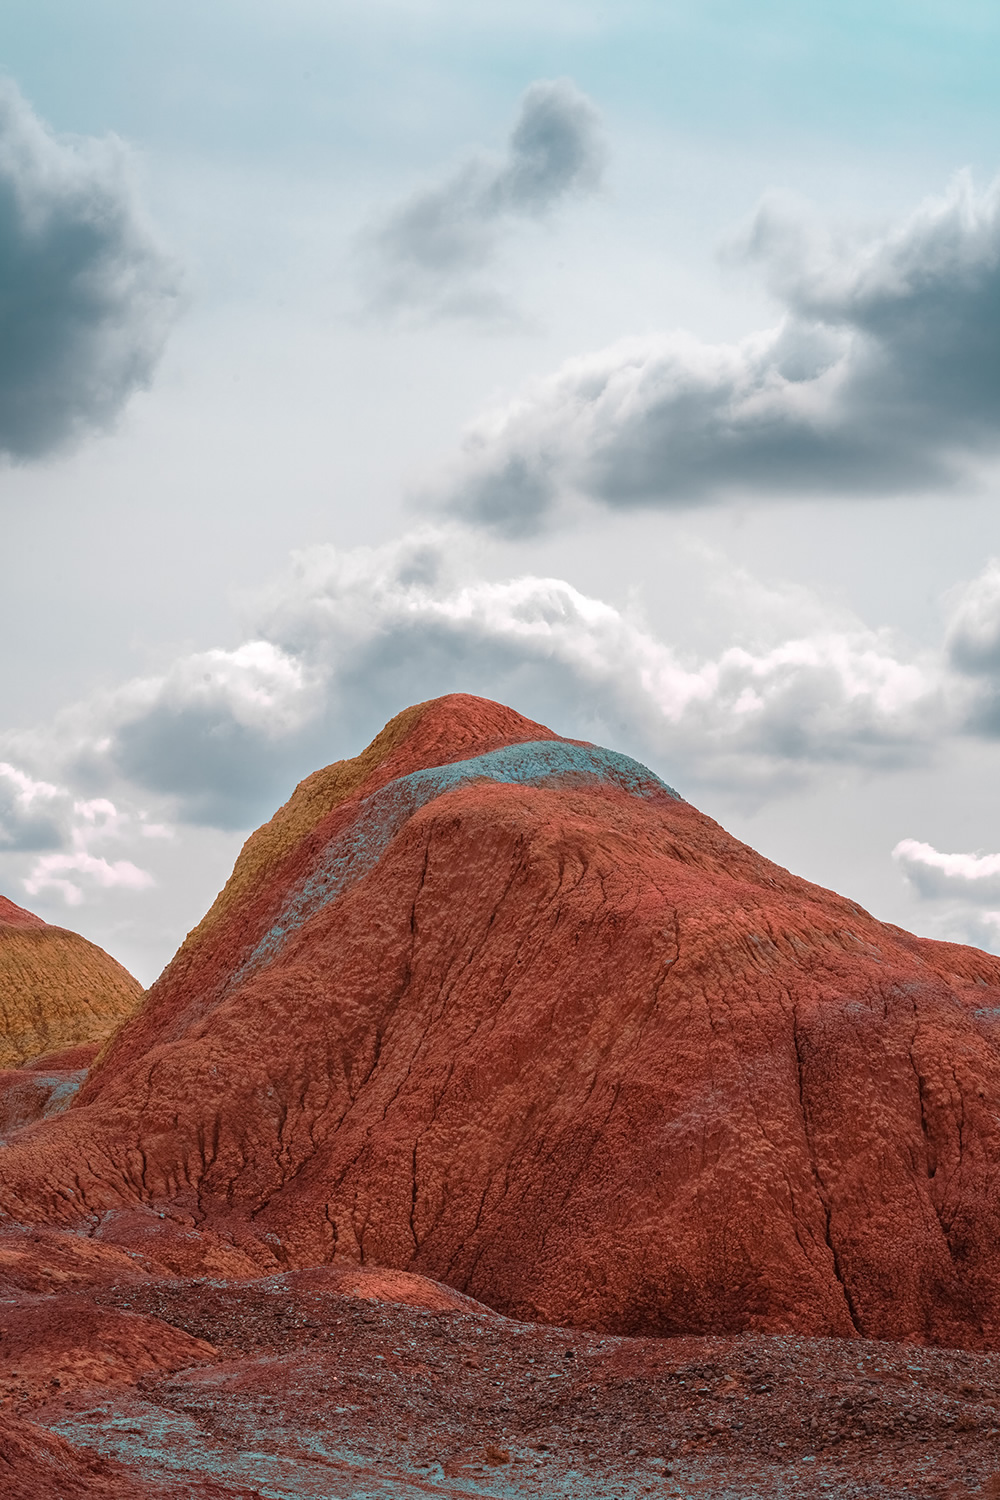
[{"x1": 2, "y1": 694, "x2": 999, "y2": 1349}]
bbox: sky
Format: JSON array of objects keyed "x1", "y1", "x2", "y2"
[{"x1": 4, "y1": 0, "x2": 1000, "y2": 983}]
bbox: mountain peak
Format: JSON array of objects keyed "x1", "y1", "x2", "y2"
[{"x1": 2, "y1": 699, "x2": 999, "y2": 1351}]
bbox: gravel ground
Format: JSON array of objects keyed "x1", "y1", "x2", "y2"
[{"x1": 4, "y1": 1267, "x2": 996, "y2": 1498}]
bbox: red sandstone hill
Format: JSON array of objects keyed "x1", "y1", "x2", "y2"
[
  {"x1": 1, "y1": 694, "x2": 1000, "y2": 1353},
  {"x1": 0, "y1": 894, "x2": 143, "y2": 1069}
]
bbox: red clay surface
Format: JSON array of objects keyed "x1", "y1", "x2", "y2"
[
  {"x1": 0, "y1": 895, "x2": 47, "y2": 929},
  {"x1": 2, "y1": 696, "x2": 1000, "y2": 1494},
  {"x1": 1, "y1": 1216, "x2": 999, "y2": 1498},
  {"x1": 4, "y1": 695, "x2": 1000, "y2": 1346}
]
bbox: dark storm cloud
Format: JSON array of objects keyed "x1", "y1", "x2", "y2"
[
  {"x1": 442, "y1": 173, "x2": 1000, "y2": 531},
  {"x1": 0, "y1": 80, "x2": 178, "y2": 461},
  {"x1": 362, "y1": 79, "x2": 605, "y2": 316}
]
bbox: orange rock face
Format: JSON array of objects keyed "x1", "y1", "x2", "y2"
[
  {"x1": 0, "y1": 895, "x2": 143, "y2": 1070},
  {"x1": 2, "y1": 694, "x2": 1000, "y2": 1351}
]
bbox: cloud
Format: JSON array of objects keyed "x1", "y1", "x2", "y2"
[
  {"x1": 440, "y1": 172, "x2": 1000, "y2": 531},
  {"x1": 0, "y1": 78, "x2": 178, "y2": 461},
  {"x1": 942, "y1": 909, "x2": 1000, "y2": 952},
  {"x1": 0, "y1": 761, "x2": 158, "y2": 905},
  {"x1": 14, "y1": 527, "x2": 943, "y2": 835},
  {"x1": 893, "y1": 838, "x2": 1000, "y2": 904},
  {"x1": 0, "y1": 762, "x2": 64, "y2": 850},
  {"x1": 361, "y1": 79, "x2": 604, "y2": 317},
  {"x1": 260, "y1": 531, "x2": 937, "y2": 789},
  {"x1": 888, "y1": 565, "x2": 1000, "y2": 955},
  {"x1": 891, "y1": 836, "x2": 1000, "y2": 955},
  {"x1": 38, "y1": 527, "x2": 1000, "y2": 848},
  {"x1": 902, "y1": 900, "x2": 1000, "y2": 955},
  {"x1": 945, "y1": 559, "x2": 1000, "y2": 734},
  {"x1": 24, "y1": 847, "x2": 154, "y2": 908},
  {"x1": 85, "y1": 641, "x2": 316, "y2": 830}
]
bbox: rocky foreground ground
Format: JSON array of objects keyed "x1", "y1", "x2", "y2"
[{"x1": 1, "y1": 1217, "x2": 999, "y2": 1499}]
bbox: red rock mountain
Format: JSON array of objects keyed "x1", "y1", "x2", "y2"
[
  {"x1": 0, "y1": 894, "x2": 143, "y2": 1069},
  {"x1": 2, "y1": 694, "x2": 999, "y2": 1352}
]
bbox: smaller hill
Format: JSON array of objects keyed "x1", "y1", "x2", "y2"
[{"x1": 0, "y1": 896, "x2": 143, "y2": 1069}]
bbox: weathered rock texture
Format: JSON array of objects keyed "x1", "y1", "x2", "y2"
[
  {"x1": 2, "y1": 694, "x2": 1000, "y2": 1351},
  {"x1": 0, "y1": 1043, "x2": 105, "y2": 1142},
  {"x1": 0, "y1": 895, "x2": 143, "y2": 1068},
  {"x1": 4, "y1": 1226, "x2": 999, "y2": 1500}
]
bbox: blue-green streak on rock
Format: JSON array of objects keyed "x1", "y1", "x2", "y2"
[{"x1": 235, "y1": 740, "x2": 679, "y2": 985}]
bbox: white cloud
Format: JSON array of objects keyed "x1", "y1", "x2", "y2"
[
  {"x1": 0, "y1": 759, "x2": 162, "y2": 907},
  {"x1": 945, "y1": 558, "x2": 1000, "y2": 735},
  {"x1": 24, "y1": 849, "x2": 154, "y2": 908},
  {"x1": 101, "y1": 640, "x2": 316, "y2": 829},
  {"x1": 940, "y1": 909, "x2": 1000, "y2": 952},
  {"x1": 361, "y1": 79, "x2": 605, "y2": 318},
  {"x1": 892, "y1": 897, "x2": 1000, "y2": 956},
  {"x1": 0, "y1": 78, "x2": 179, "y2": 461},
  {"x1": 6, "y1": 640, "x2": 319, "y2": 833},
  {"x1": 138, "y1": 818, "x2": 174, "y2": 840},
  {"x1": 6, "y1": 527, "x2": 935, "y2": 832},
  {"x1": 118, "y1": 639, "x2": 312, "y2": 732},
  {"x1": 260, "y1": 531, "x2": 939, "y2": 788},
  {"x1": 439, "y1": 173, "x2": 1000, "y2": 531},
  {"x1": 947, "y1": 559, "x2": 1000, "y2": 673},
  {"x1": 0, "y1": 761, "x2": 64, "y2": 850},
  {"x1": 892, "y1": 838, "x2": 1000, "y2": 904},
  {"x1": 21, "y1": 529, "x2": 1000, "y2": 854},
  {"x1": 889, "y1": 835, "x2": 1000, "y2": 956}
]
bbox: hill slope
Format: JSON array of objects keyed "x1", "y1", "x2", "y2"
[
  {"x1": 0, "y1": 894, "x2": 143, "y2": 1068},
  {"x1": 1, "y1": 694, "x2": 999, "y2": 1349}
]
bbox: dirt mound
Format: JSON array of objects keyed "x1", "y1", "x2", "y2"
[
  {"x1": 259, "y1": 1261, "x2": 497, "y2": 1314},
  {"x1": 0, "y1": 898, "x2": 143, "y2": 1069},
  {"x1": 1, "y1": 694, "x2": 999, "y2": 1350},
  {"x1": 0, "y1": 1294, "x2": 216, "y2": 1407}
]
